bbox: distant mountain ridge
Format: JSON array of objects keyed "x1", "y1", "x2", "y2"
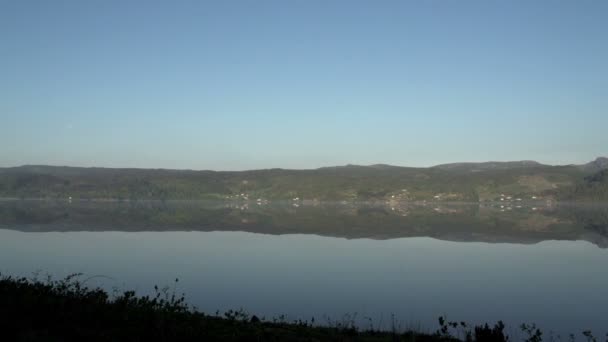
[
  {"x1": 432, "y1": 160, "x2": 543, "y2": 172},
  {"x1": 3, "y1": 157, "x2": 606, "y2": 173},
  {"x1": 1, "y1": 157, "x2": 607, "y2": 201},
  {"x1": 579, "y1": 157, "x2": 608, "y2": 173}
]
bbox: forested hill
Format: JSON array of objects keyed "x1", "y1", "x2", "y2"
[{"x1": 0, "y1": 158, "x2": 607, "y2": 201}]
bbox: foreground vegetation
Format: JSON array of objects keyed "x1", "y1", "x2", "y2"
[{"x1": 0, "y1": 274, "x2": 605, "y2": 341}]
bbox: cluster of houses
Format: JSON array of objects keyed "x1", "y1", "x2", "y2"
[
  {"x1": 491, "y1": 193, "x2": 548, "y2": 212},
  {"x1": 431, "y1": 193, "x2": 463, "y2": 201},
  {"x1": 225, "y1": 193, "x2": 250, "y2": 200},
  {"x1": 225, "y1": 193, "x2": 270, "y2": 207},
  {"x1": 498, "y1": 194, "x2": 522, "y2": 202},
  {"x1": 387, "y1": 189, "x2": 412, "y2": 202},
  {"x1": 497, "y1": 193, "x2": 545, "y2": 202}
]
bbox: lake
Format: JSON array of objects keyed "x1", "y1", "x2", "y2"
[{"x1": 1, "y1": 200, "x2": 607, "y2": 336}]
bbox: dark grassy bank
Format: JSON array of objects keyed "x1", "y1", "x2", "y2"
[
  {"x1": 1, "y1": 273, "x2": 444, "y2": 342},
  {"x1": 0, "y1": 274, "x2": 601, "y2": 342}
]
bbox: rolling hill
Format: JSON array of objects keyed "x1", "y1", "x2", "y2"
[{"x1": 0, "y1": 158, "x2": 607, "y2": 201}]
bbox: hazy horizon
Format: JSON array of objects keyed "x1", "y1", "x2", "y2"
[
  {"x1": 2, "y1": 155, "x2": 606, "y2": 172},
  {"x1": 2, "y1": 1, "x2": 607, "y2": 170}
]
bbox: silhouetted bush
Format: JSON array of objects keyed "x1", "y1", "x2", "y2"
[{"x1": 1, "y1": 274, "x2": 605, "y2": 341}]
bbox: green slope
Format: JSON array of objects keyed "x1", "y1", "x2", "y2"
[{"x1": 0, "y1": 158, "x2": 607, "y2": 201}]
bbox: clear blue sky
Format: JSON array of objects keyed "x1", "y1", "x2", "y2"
[{"x1": 1, "y1": 0, "x2": 607, "y2": 170}]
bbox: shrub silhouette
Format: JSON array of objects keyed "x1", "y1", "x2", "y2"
[{"x1": 1, "y1": 274, "x2": 605, "y2": 341}]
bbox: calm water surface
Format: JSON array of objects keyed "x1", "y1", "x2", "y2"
[{"x1": 1, "y1": 200, "x2": 607, "y2": 336}]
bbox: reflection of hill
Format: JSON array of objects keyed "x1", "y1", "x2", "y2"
[{"x1": 0, "y1": 200, "x2": 607, "y2": 248}]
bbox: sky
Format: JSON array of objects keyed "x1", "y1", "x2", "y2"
[{"x1": 1, "y1": 0, "x2": 607, "y2": 170}]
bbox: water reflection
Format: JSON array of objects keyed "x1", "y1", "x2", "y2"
[
  {"x1": 1, "y1": 200, "x2": 608, "y2": 335},
  {"x1": 0, "y1": 199, "x2": 607, "y2": 247}
]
